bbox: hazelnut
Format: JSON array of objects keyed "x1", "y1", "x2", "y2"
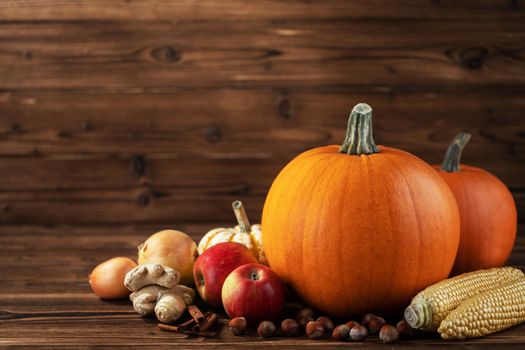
[
  {"x1": 306, "y1": 321, "x2": 324, "y2": 339},
  {"x1": 280, "y1": 319, "x2": 299, "y2": 337},
  {"x1": 345, "y1": 320, "x2": 359, "y2": 329},
  {"x1": 228, "y1": 317, "x2": 247, "y2": 336},
  {"x1": 349, "y1": 324, "x2": 368, "y2": 341},
  {"x1": 295, "y1": 308, "x2": 314, "y2": 328},
  {"x1": 316, "y1": 316, "x2": 334, "y2": 333},
  {"x1": 257, "y1": 321, "x2": 276, "y2": 338},
  {"x1": 332, "y1": 324, "x2": 350, "y2": 341},
  {"x1": 361, "y1": 313, "x2": 374, "y2": 327},
  {"x1": 368, "y1": 316, "x2": 386, "y2": 335},
  {"x1": 379, "y1": 325, "x2": 399, "y2": 344},
  {"x1": 396, "y1": 320, "x2": 413, "y2": 339}
]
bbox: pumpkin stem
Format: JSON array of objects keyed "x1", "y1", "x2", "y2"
[
  {"x1": 340, "y1": 103, "x2": 379, "y2": 155},
  {"x1": 441, "y1": 132, "x2": 471, "y2": 172},
  {"x1": 232, "y1": 200, "x2": 250, "y2": 233}
]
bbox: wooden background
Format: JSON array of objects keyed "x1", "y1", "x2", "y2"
[
  {"x1": 1, "y1": 1, "x2": 525, "y2": 348},
  {"x1": 0, "y1": 1, "x2": 524, "y2": 228}
]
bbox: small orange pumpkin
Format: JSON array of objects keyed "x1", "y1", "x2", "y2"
[
  {"x1": 262, "y1": 103, "x2": 460, "y2": 317},
  {"x1": 433, "y1": 133, "x2": 517, "y2": 275}
]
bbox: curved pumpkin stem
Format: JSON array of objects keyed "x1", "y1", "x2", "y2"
[
  {"x1": 340, "y1": 103, "x2": 379, "y2": 155},
  {"x1": 441, "y1": 132, "x2": 471, "y2": 172},
  {"x1": 232, "y1": 200, "x2": 250, "y2": 233}
]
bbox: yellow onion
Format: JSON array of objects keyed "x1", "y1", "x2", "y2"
[
  {"x1": 138, "y1": 230, "x2": 198, "y2": 286},
  {"x1": 89, "y1": 257, "x2": 137, "y2": 299}
]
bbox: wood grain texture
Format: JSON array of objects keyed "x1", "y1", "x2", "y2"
[
  {"x1": 1, "y1": 224, "x2": 525, "y2": 348},
  {"x1": 0, "y1": 158, "x2": 274, "y2": 224},
  {"x1": 0, "y1": 1, "x2": 523, "y2": 226},
  {"x1": 0, "y1": 88, "x2": 523, "y2": 224},
  {"x1": 0, "y1": 20, "x2": 525, "y2": 89},
  {"x1": 0, "y1": 89, "x2": 524, "y2": 160},
  {"x1": 0, "y1": 156, "x2": 522, "y2": 224},
  {"x1": 0, "y1": 0, "x2": 523, "y2": 21}
]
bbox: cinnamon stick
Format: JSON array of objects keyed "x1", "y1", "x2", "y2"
[
  {"x1": 158, "y1": 323, "x2": 183, "y2": 333},
  {"x1": 158, "y1": 323, "x2": 217, "y2": 338},
  {"x1": 176, "y1": 317, "x2": 198, "y2": 331},
  {"x1": 187, "y1": 305, "x2": 206, "y2": 323},
  {"x1": 193, "y1": 313, "x2": 219, "y2": 332}
]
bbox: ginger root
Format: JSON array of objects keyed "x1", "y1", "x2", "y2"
[
  {"x1": 129, "y1": 285, "x2": 160, "y2": 316},
  {"x1": 125, "y1": 263, "x2": 195, "y2": 323},
  {"x1": 155, "y1": 293, "x2": 187, "y2": 323},
  {"x1": 172, "y1": 285, "x2": 195, "y2": 305},
  {"x1": 124, "y1": 264, "x2": 180, "y2": 292},
  {"x1": 129, "y1": 283, "x2": 195, "y2": 322}
]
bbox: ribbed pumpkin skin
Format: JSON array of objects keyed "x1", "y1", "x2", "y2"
[
  {"x1": 433, "y1": 165, "x2": 517, "y2": 275},
  {"x1": 262, "y1": 145, "x2": 460, "y2": 317}
]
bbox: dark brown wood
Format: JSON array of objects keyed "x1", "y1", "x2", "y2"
[
  {"x1": 0, "y1": 2, "x2": 523, "y2": 226},
  {"x1": 0, "y1": 0, "x2": 523, "y2": 21},
  {"x1": 0, "y1": 19, "x2": 524, "y2": 89},
  {"x1": 1, "y1": 224, "x2": 524, "y2": 348},
  {"x1": 0, "y1": 88, "x2": 524, "y2": 224},
  {"x1": 1, "y1": 89, "x2": 523, "y2": 161},
  {"x1": 0, "y1": 158, "x2": 275, "y2": 224},
  {"x1": 0, "y1": 157, "x2": 522, "y2": 224}
]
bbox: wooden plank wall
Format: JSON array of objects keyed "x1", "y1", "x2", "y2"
[{"x1": 0, "y1": 0, "x2": 524, "y2": 228}]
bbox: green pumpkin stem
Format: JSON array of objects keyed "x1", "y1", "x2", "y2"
[
  {"x1": 340, "y1": 103, "x2": 379, "y2": 155},
  {"x1": 232, "y1": 200, "x2": 250, "y2": 233},
  {"x1": 441, "y1": 132, "x2": 471, "y2": 172}
]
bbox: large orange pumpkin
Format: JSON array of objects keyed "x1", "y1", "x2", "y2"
[
  {"x1": 433, "y1": 132, "x2": 517, "y2": 275},
  {"x1": 262, "y1": 103, "x2": 460, "y2": 317}
]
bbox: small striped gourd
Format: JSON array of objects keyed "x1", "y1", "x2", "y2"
[
  {"x1": 404, "y1": 267, "x2": 524, "y2": 331},
  {"x1": 438, "y1": 278, "x2": 525, "y2": 339},
  {"x1": 197, "y1": 201, "x2": 267, "y2": 264}
]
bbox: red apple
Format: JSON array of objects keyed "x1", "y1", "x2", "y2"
[
  {"x1": 193, "y1": 242, "x2": 257, "y2": 308},
  {"x1": 222, "y1": 263, "x2": 285, "y2": 325}
]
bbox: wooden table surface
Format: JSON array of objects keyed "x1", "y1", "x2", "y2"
[{"x1": 1, "y1": 224, "x2": 524, "y2": 349}]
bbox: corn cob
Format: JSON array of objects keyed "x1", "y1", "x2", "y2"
[
  {"x1": 438, "y1": 278, "x2": 525, "y2": 339},
  {"x1": 404, "y1": 267, "x2": 524, "y2": 331}
]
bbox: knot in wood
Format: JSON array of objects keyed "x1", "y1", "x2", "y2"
[
  {"x1": 137, "y1": 192, "x2": 151, "y2": 207},
  {"x1": 206, "y1": 126, "x2": 222, "y2": 143},
  {"x1": 278, "y1": 98, "x2": 291, "y2": 119},
  {"x1": 130, "y1": 155, "x2": 146, "y2": 177},
  {"x1": 459, "y1": 47, "x2": 489, "y2": 70},
  {"x1": 151, "y1": 47, "x2": 181, "y2": 62}
]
